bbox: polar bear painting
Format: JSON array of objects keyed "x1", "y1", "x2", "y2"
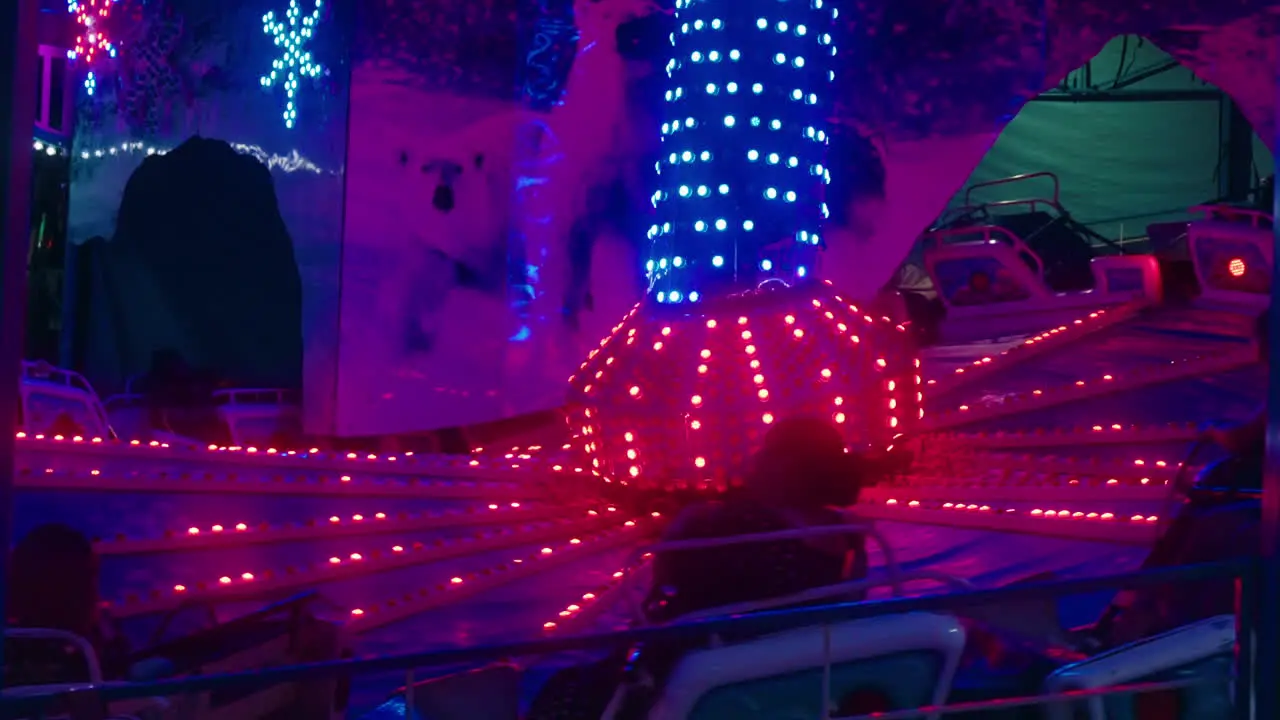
[{"x1": 336, "y1": 0, "x2": 658, "y2": 434}]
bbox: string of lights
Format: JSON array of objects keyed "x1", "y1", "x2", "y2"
[
  {"x1": 31, "y1": 138, "x2": 328, "y2": 175},
  {"x1": 645, "y1": 0, "x2": 838, "y2": 303}
]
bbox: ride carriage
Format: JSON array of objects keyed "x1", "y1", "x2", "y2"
[{"x1": 898, "y1": 173, "x2": 1163, "y2": 344}]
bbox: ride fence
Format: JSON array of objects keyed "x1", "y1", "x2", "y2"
[{"x1": 0, "y1": 559, "x2": 1255, "y2": 720}]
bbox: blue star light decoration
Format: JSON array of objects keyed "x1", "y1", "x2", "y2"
[{"x1": 259, "y1": 0, "x2": 324, "y2": 129}]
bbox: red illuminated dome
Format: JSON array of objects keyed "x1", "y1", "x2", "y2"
[
  {"x1": 1228, "y1": 257, "x2": 1247, "y2": 277},
  {"x1": 566, "y1": 281, "x2": 923, "y2": 491}
]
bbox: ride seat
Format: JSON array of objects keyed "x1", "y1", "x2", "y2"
[
  {"x1": 647, "y1": 612, "x2": 965, "y2": 720},
  {"x1": 1088, "y1": 255, "x2": 1162, "y2": 303},
  {"x1": 1043, "y1": 615, "x2": 1234, "y2": 720}
]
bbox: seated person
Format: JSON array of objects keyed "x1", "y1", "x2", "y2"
[
  {"x1": 7, "y1": 524, "x2": 131, "y2": 683},
  {"x1": 1086, "y1": 314, "x2": 1269, "y2": 646},
  {"x1": 526, "y1": 417, "x2": 869, "y2": 720},
  {"x1": 957, "y1": 491, "x2": 1260, "y2": 694},
  {"x1": 951, "y1": 269, "x2": 1029, "y2": 306},
  {"x1": 1099, "y1": 495, "x2": 1258, "y2": 648},
  {"x1": 644, "y1": 416, "x2": 868, "y2": 621}
]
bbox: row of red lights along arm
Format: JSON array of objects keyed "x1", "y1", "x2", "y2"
[
  {"x1": 911, "y1": 453, "x2": 1180, "y2": 487},
  {"x1": 853, "y1": 500, "x2": 1159, "y2": 545},
  {"x1": 93, "y1": 502, "x2": 575, "y2": 556},
  {"x1": 921, "y1": 350, "x2": 1257, "y2": 432},
  {"x1": 862, "y1": 482, "x2": 1168, "y2": 505},
  {"x1": 345, "y1": 517, "x2": 653, "y2": 635},
  {"x1": 566, "y1": 307, "x2": 641, "y2": 388},
  {"x1": 924, "y1": 303, "x2": 1147, "y2": 397},
  {"x1": 541, "y1": 557, "x2": 652, "y2": 634},
  {"x1": 11, "y1": 462, "x2": 545, "y2": 501},
  {"x1": 14, "y1": 431, "x2": 547, "y2": 480},
  {"x1": 820, "y1": 289, "x2": 924, "y2": 436},
  {"x1": 110, "y1": 511, "x2": 622, "y2": 618},
  {"x1": 928, "y1": 422, "x2": 1201, "y2": 450}
]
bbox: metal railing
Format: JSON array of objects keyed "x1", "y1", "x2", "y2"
[{"x1": 0, "y1": 558, "x2": 1253, "y2": 718}]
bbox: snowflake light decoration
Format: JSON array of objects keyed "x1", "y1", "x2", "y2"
[
  {"x1": 259, "y1": 0, "x2": 325, "y2": 129},
  {"x1": 67, "y1": 0, "x2": 120, "y2": 96}
]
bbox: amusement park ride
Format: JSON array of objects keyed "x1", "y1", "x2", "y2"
[{"x1": 2, "y1": 0, "x2": 1280, "y2": 719}]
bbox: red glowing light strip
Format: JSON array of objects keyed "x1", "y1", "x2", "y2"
[
  {"x1": 11, "y1": 463, "x2": 541, "y2": 500},
  {"x1": 922, "y1": 350, "x2": 1256, "y2": 432},
  {"x1": 94, "y1": 502, "x2": 571, "y2": 556},
  {"x1": 930, "y1": 423, "x2": 1200, "y2": 450},
  {"x1": 568, "y1": 304, "x2": 639, "y2": 385},
  {"x1": 542, "y1": 562, "x2": 641, "y2": 633},
  {"x1": 731, "y1": 314, "x2": 775, "y2": 426},
  {"x1": 862, "y1": 483, "x2": 1166, "y2": 504},
  {"x1": 688, "y1": 326, "x2": 712, "y2": 481},
  {"x1": 111, "y1": 513, "x2": 616, "y2": 617},
  {"x1": 14, "y1": 431, "x2": 542, "y2": 480},
  {"x1": 914, "y1": 452, "x2": 1180, "y2": 486},
  {"x1": 853, "y1": 500, "x2": 1158, "y2": 545},
  {"x1": 925, "y1": 302, "x2": 1148, "y2": 397},
  {"x1": 346, "y1": 519, "x2": 650, "y2": 634}
]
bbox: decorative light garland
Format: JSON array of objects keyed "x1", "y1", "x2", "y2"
[
  {"x1": 67, "y1": 0, "x2": 119, "y2": 96},
  {"x1": 259, "y1": 0, "x2": 325, "y2": 129},
  {"x1": 32, "y1": 138, "x2": 328, "y2": 175}
]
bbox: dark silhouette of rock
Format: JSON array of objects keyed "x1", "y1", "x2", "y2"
[{"x1": 106, "y1": 136, "x2": 301, "y2": 389}]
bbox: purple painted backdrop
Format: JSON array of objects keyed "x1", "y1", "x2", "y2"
[{"x1": 335, "y1": 0, "x2": 654, "y2": 435}]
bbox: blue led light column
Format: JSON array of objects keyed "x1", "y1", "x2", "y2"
[
  {"x1": 645, "y1": 0, "x2": 838, "y2": 304},
  {"x1": 563, "y1": 0, "x2": 921, "y2": 493}
]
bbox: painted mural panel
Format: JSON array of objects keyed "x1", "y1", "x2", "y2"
[
  {"x1": 337, "y1": 0, "x2": 654, "y2": 434},
  {"x1": 63, "y1": 0, "x2": 350, "y2": 432}
]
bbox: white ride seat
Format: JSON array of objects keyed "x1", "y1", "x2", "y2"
[
  {"x1": 1043, "y1": 614, "x2": 1235, "y2": 720},
  {"x1": 211, "y1": 388, "x2": 302, "y2": 447},
  {"x1": 19, "y1": 362, "x2": 115, "y2": 440},
  {"x1": 647, "y1": 612, "x2": 965, "y2": 720},
  {"x1": 1187, "y1": 205, "x2": 1272, "y2": 311}
]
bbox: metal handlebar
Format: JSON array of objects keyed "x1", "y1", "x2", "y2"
[
  {"x1": 5, "y1": 627, "x2": 103, "y2": 684},
  {"x1": 672, "y1": 570, "x2": 975, "y2": 624},
  {"x1": 920, "y1": 225, "x2": 1046, "y2": 279},
  {"x1": 964, "y1": 171, "x2": 1061, "y2": 208},
  {"x1": 630, "y1": 521, "x2": 907, "y2": 597},
  {"x1": 211, "y1": 388, "x2": 297, "y2": 406}
]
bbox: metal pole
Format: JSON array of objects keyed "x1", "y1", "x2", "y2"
[
  {"x1": 1256, "y1": 51, "x2": 1280, "y2": 719},
  {"x1": 0, "y1": 0, "x2": 40, "y2": 682}
]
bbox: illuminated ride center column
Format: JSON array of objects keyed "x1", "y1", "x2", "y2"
[{"x1": 566, "y1": 0, "x2": 922, "y2": 492}]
